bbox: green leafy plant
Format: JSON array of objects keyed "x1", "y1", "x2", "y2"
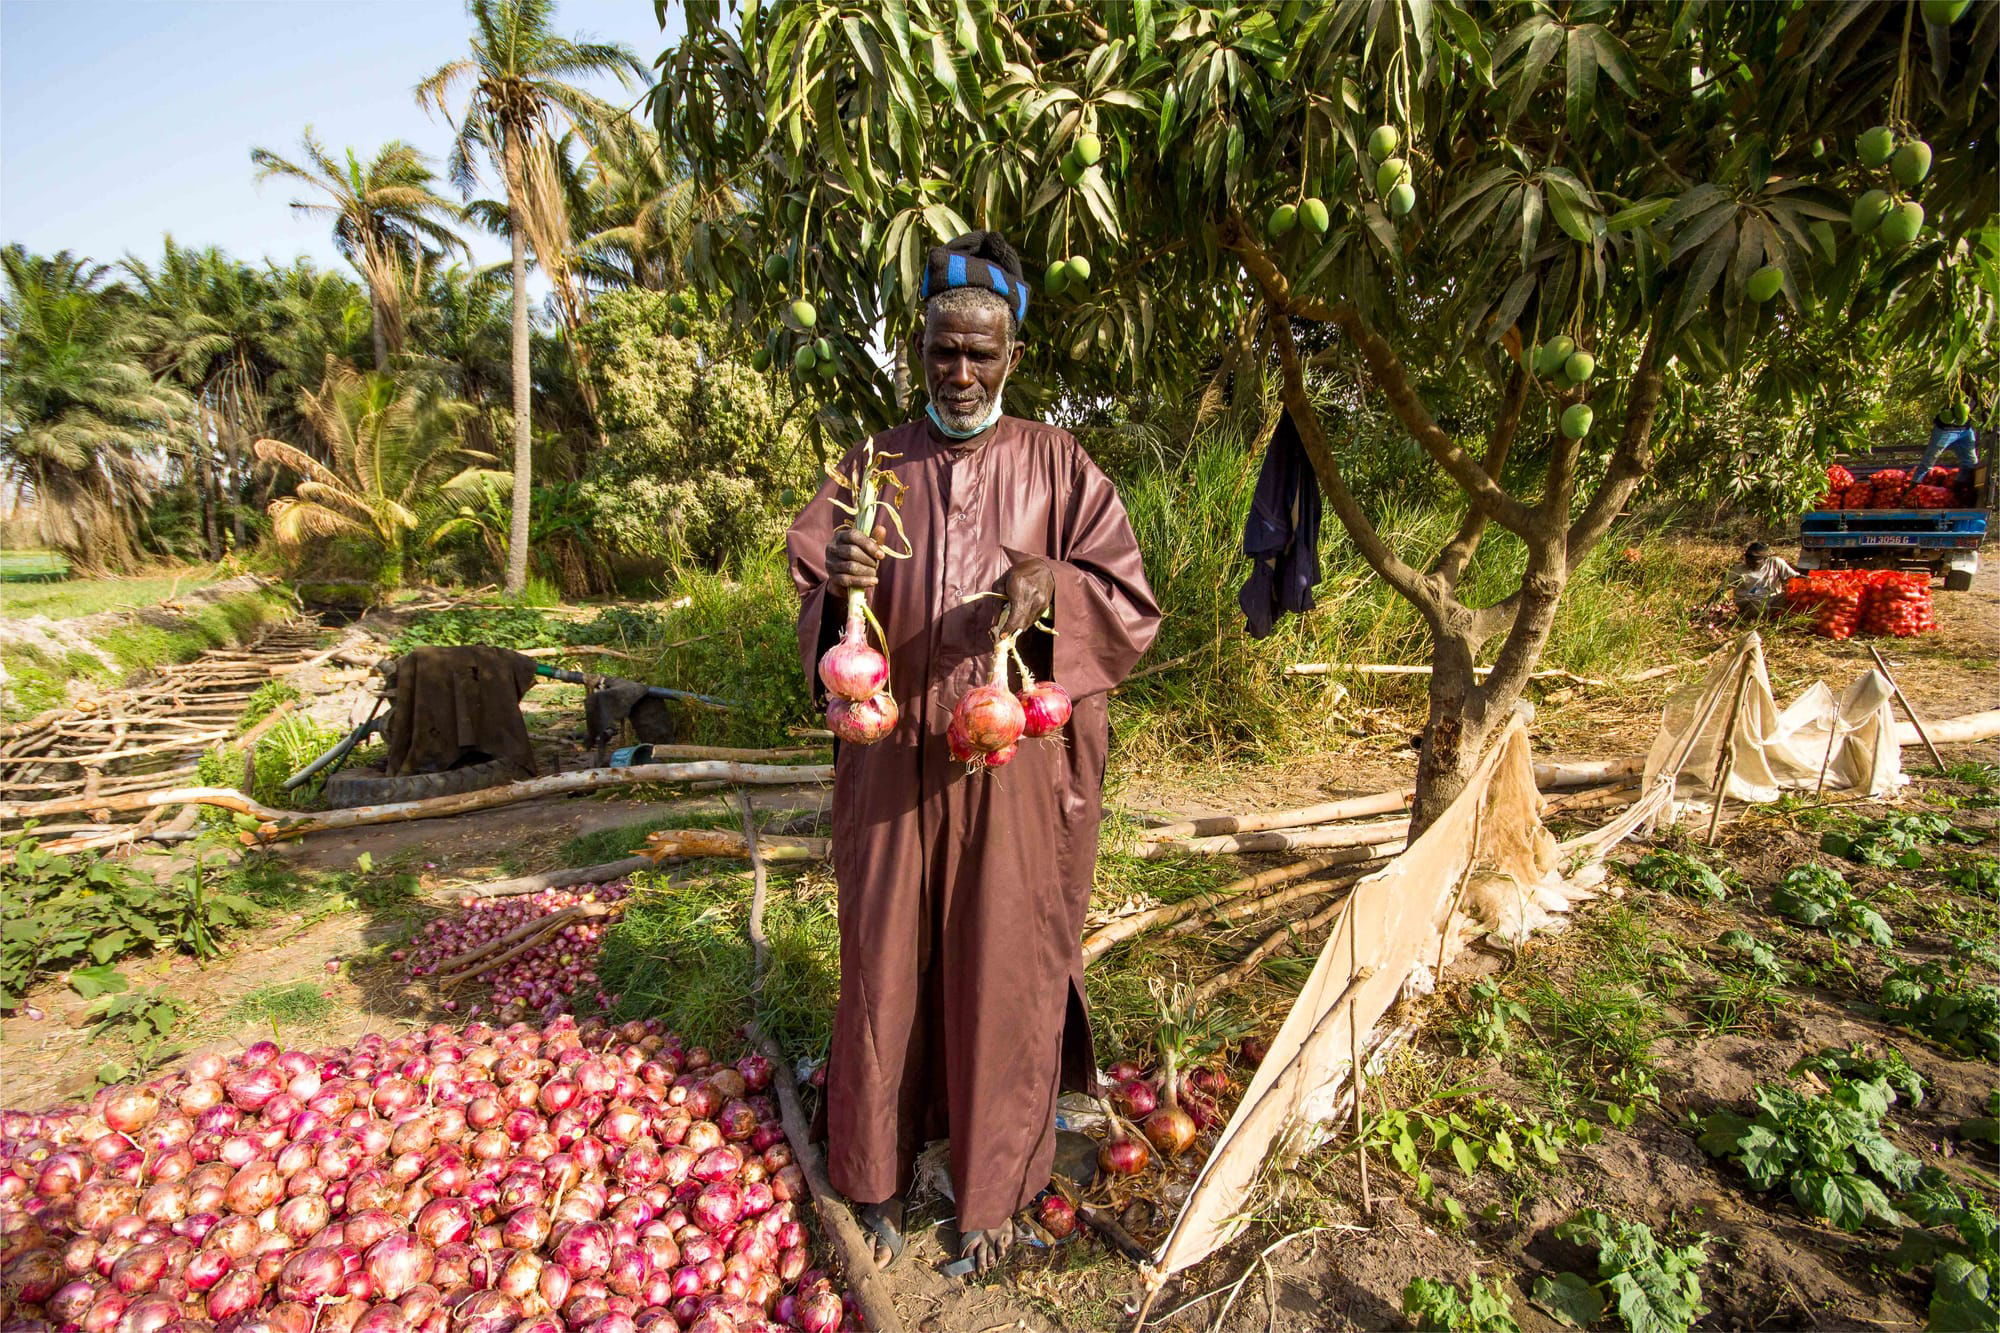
[
  {"x1": 1624, "y1": 849, "x2": 1731, "y2": 903},
  {"x1": 1403, "y1": 1275, "x2": 1520, "y2": 1333},
  {"x1": 1693, "y1": 1076, "x2": 1922, "y2": 1230},
  {"x1": 1944, "y1": 856, "x2": 2000, "y2": 897},
  {"x1": 1532, "y1": 1210, "x2": 1711, "y2": 1333},
  {"x1": 1790, "y1": 1043, "x2": 1926, "y2": 1107},
  {"x1": 1821, "y1": 813, "x2": 1982, "y2": 869},
  {"x1": 238, "y1": 679, "x2": 303, "y2": 728},
  {"x1": 1875, "y1": 960, "x2": 2000, "y2": 1060},
  {"x1": 1892, "y1": 1178, "x2": 2000, "y2": 1333},
  {"x1": 1367, "y1": 1089, "x2": 1601, "y2": 1204},
  {"x1": 1714, "y1": 929, "x2": 1789, "y2": 983},
  {"x1": 1457, "y1": 979, "x2": 1532, "y2": 1057},
  {"x1": 1767, "y1": 864, "x2": 1893, "y2": 949},
  {"x1": 71, "y1": 967, "x2": 184, "y2": 1070}
]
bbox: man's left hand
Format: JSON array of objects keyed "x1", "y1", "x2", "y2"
[{"x1": 993, "y1": 557, "x2": 1055, "y2": 641}]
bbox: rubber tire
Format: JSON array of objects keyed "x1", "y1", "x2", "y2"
[
  {"x1": 321, "y1": 757, "x2": 523, "y2": 809},
  {"x1": 1943, "y1": 568, "x2": 1974, "y2": 592}
]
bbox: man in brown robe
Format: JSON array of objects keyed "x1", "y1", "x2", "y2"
[{"x1": 785, "y1": 232, "x2": 1159, "y2": 1272}]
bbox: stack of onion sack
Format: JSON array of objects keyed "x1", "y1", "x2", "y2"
[
  {"x1": 946, "y1": 631, "x2": 1071, "y2": 771},
  {"x1": 1817, "y1": 464, "x2": 1856, "y2": 509},
  {"x1": 1867, "y1": 469, "x2": 1912, "y2": 508},
  {"x1": 401, "y1": 885, "x2": 631, "y2": 1022},
  {"x1": 1861, "y1": 571, "x2": 1936, "y2": 637},
  {"x1": 0, "y1": 1016, "x2": 865, "y2": 1333},
  {"x1": 1784, "y1": 572, "x2": 1865, "y2": 640}
]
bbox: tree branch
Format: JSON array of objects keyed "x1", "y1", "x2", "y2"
[
  {"x1": 1267, "y1": 318, "x2": 1438, "y2": 615},
  {"x1": 1433, "y1": 366, "x2": 1531, "y2": 588},
  {"x1": 1224, "y1": 216, "x2": 1539, "y2": 540}
]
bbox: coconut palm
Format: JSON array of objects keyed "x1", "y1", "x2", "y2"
[
  {"x1": 0, "y1": 245, "x2": 188, "y2": 574},
  {"x1": 573, "y1": 118, "x2": 716, "y2": 292},
  {"x1": 250, "y1": 130, "x2": 467, "y2": 372},
  {"x1": 252, "y1": 361, "x2": 484, "y2": 587},
  {"x1": 416, "y1": 0, "x2": 643, "y2": 594}
]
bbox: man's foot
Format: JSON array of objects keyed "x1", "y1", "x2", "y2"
[
  {"x1": 858, "y1": 1197, "x2": 906, "y2": 1269},
  {"x1": 960, "y1": 1225, "x2": 1012, "y2": 1274}
]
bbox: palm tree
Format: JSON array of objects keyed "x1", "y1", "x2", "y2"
[
  {"x1": 252, "y1": 361, "x2": 485, "y2": 587},
  {"x1": 416, "y1": 0, "x2": 642, "y2": 594},
  {"x1": 573, "y1": 118, "x2": 713, "y2": 292},
  {"x1": 250, "y1": 130, "x2": 467, "y2": 372},
  {"x1": 0, "y1": 246, "x2": 188, "y2": 574}
]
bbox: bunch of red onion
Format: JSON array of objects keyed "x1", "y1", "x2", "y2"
[
  {"x1": 818, "y1": 444, "x2": 906, "y2": 748},
  {"x1": 0, "y1": 1016, "x2": 861, "y2": 1333},
  {"x1": 1094, "y1": 1056, "x2": 1232, "y2": 1177},
  {"x1": 401, "y1": 885, "x2": 631, "y2": 1021},
  {"x1": 946, "y1": 631, "x2": 1071, "y2": 772}
]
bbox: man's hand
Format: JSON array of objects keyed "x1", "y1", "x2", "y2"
[
  {"x1": 993, "y1": 557, "x2": 1055, "y2": 641},
  {"x1": 826, "y1": 521, "x2": 889, "y2": 593}
]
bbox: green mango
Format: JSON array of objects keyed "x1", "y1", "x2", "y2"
[
  {"x1": 1564, "y1": 351, "x2": 1596, "y2": 382},
  {"x1": 751, "y1": 348, "x2": 771, "y2": 372},
  {"x1": 1267, "y1": 203, "x2": 1298, "y2": 237},
  {"x1": 1850, "y1": 189, "x2": 1893, "y2": 234},
  {"x1": 762, "y1": 253, "x2": 789, "y2": 281},
  {"x1": 1066, "y1": 255, "x2": 1092, "y2": 283},
  {"x1": 1060, "y1": 156, "x2": 1085, "y2": 186},
  {"x1": 1857, "y1": 125, "x2": 1896, "y2": 167},
  {"x1": 1922, "y1": 0, "x2": 1971, "y2": 22},
  {"x1": 1386, "y1": 183, "x2": 1416, "y2": 218},
  {"x1": 1891, "y1": 140, "x2": 1932, "y2": 187},
  {"x1": 792, "y1": 344, "x2": 816, "y2": 373},
  {"x1": 1747, "y1": 265, "x2": 1784, "y2": 303},
  {"x1": 669, "y1": 319, "x2": 689, "y2": 338},
  {"x1": 1533, "y1": 335, "x2": 1576, "y2": 376},
  {"x1": 1561, "y1": 404, "x2": 1594, "y2": 439},
  {"x1": 1074, "y1": 132, "x2": 1103, "y2": 166},
  {"x1": 1552, "y1": 366, "x2": 1576, "y2": 391},
  {"x1": 1299, "y1": 197, "x2": 1330, "y2": 236},
  {"x1": 1879, "y1": 200, "x2": 1924, "y2": 246},
  {"x1": 786, "y1": 198, "x2": 806, "y2": 225},
  {"x1": 788, "y1": 299, "x2": 818, "y2": 330},
  {"x1": 1367, "y1": 124, "x2": 1401, "y2": 162},
  {"x1": 667, "y1": 292, "x2": 688, "y2": 314},
  {"x1": 814, "y1": 337, "x2": 833, "y2": 361},
  {"x1": 815, "y1": 356, "x2": 837, "y2": 378},
  {"x1": 1374, "y1": 157, "x2": 1411, "y2": 195},
  {"x1": 1045, "y1": 260, "x2": 1070, "y2": 294}
]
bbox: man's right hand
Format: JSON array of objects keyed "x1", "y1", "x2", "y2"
[{"x1": 827, "y1": 521, "x2": 889, "y2": 593}]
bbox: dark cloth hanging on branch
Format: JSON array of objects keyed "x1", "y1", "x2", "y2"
[
  {"x1": 382, "y1": 645, "x2": 538, "y2": 778},
  {"x1": 1238, "y1": 407, "x2": 1323, "y2": 638}
]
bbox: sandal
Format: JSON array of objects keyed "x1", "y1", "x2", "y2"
[{"x1": 857, "y1": 1201, "x2": 906, "y2": 1271}]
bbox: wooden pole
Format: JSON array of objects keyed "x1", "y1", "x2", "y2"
[
  {"x1": 1705, "y1": 657, "x2": 1754, "y2": 846},
  {"x1": 1139, "y1": 789, "x2": 1414, "y2": 842},
  {"x1": 1134, "y1": 819, "x2": 1410, "y2": 859},
  {"x1": 459, "y1": 857, "x2": 657, "y2": 898},
  {"x1": 1814, "y1": 715, "x2": 1844, "y2": 796},
  {"x1": 1080, "y1": 846, "x2": 1395, "y2": 963},
  {"x1": 1866, "y1": 644, "x2": 1946, "y2": 771}
]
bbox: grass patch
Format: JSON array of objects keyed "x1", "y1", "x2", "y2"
[
  {"x1": 239, "y1": 680, "x2": 302, "y2": 728},
  {"x1": 597, "y1": 865, "x2": 839, "y2": 1056},
  {"x1": 230, "y1": 981, "x2": 335, "y2": 1029},
  {"x1": 196, "y1": 715, "x2": 360, "y2": 812},
  {"x1": 1511, "y1": 904, "x2": 1682, "y2": 1107},
  {"x1": 0, "y1": 565, "x2": 222, "y2": 619}
]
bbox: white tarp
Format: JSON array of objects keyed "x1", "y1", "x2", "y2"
[{"x1": 1641, "y1": 631, "x2": 1902, "y2": 806}]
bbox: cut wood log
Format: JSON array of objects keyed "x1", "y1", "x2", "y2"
[
  {"x1": 459, "y1": 857, "x2": 657, "y2": 898},
  {"x1": 0, "y1": 760, "x2": 834, "y2": 831},
  {"x1": 1894, "y1": 707, "x2": 1999, "y2": 750},
  {"x1": 1284, "y1": 661, "x2": 1682, "y2": 685},
  {"x1": 1134, "y1": 821, "x2": 1410, "y2": 859},
  {"x1": 1139, "y1": 789, "x2": 1415, "y2": 842},
  {"x1": 1081, "y1": 846, "x2": 1396, "y2": 963},
  {"x1": 637, "y1": 827, "x2": 831, "y2": 864}
]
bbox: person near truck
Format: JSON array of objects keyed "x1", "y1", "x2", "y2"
[{"x1": 1733, "y1": 541, "x2": 1800, "y2": 619}]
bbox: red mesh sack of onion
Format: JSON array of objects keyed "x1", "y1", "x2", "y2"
[
  {"x1": 946, "y1": 618, "x2": 1071, "y2": 771},
  {"x1": 817, "y1": 441, "x2": 912, "y2": 748},
  {"x1": 0, "y1": 1017, "x2": 864, "y2": 1333}
]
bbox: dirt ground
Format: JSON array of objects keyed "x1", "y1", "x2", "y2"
[{"x1": 3, "y1": 562, "x2": 1995, "y2": 1332}]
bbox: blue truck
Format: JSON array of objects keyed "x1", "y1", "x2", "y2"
[{"x1": 1798, "y1": 429, "x2": 1995, "y2": 591}]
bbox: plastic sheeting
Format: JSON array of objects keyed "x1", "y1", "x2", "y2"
[
  {"x1": 1144, "y1": 714, "x2": 1592, "y2": 1286},
  {"x1": 1641, "y1": 631, "x2": 1902, "y2": 806}
]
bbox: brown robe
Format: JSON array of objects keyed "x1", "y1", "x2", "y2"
[{"x1": 785, "y1": 414, "x2": 1160, "y2": 1230}]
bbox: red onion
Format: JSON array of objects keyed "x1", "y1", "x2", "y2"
[
  {"x1": 117, "y1": 1293, "x2": 181, "y2": 1333},
  {"x1": 223, "y1": 1163, "x2": 282, "y2": 1216},
  {"x1": 1098, "y1": 1133, "x2": 1150, "y2": 1176},
  {"x1": 186, "y1": 1247, "x2": 231, "y2": 1292},
  {"x1": 1037, "y1": 1193, "x2": 1076, "y2": 1239},
  {"x1": 110, "y1": 1244, "x2": 168, "y2": 1294},
  {"x1": 818, "y1": 612, "x2": 890, "y2": 704},
  {"x1": 1019, "y1": 679, "x2": 1072, "y2": 737},
  {"x1": 1111, "y1": 1080, "x2": 1158, "y2": 1119},
  {"x1": 555, "y1": 1221, "x2": 612, "y2": 1278},
  {"x1": 222, "y1": 1070, "x2": 281, "y2": 1113},
  {"x1": 103, "y1": 1088, "x2": 161, "y2": 1135},
  {"x1": 362, "y1": 1234, "x2": 432, "y2": 1301},
  {"x1": 452, "y1": 1291, "x2": 518, "y2": 1333},
  {"x1": 204, "y1": 1268, "x2": 264, "y2": 1320},
  {"x1": 826, "y1": 691, "x2": 899, "y2": 745},
  {"x1": 796, "y1": 1285, "x2": 843, "y2": 1333},
  {"x1": 7, "y1": 1247, "x2": 66, "y2": 1301},
  {"x1": 275, "y1": 1247, "x2": 345, "y2": 1303},
  {"x1": 412, "y1": 1199, "x2": 472, "y2": 1247}
]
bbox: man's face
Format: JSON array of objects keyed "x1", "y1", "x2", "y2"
[{"x1": 920, "y1": 297, "x2": 1023, "y2": 435}]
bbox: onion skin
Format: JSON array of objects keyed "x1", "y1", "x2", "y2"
[
  {"x1": 817, "y1": 618, "x2": 890, "y2": 704},
  {"x1": 952, "y1": 682, "x2": 1024, "y2": 753},
  {"x1": 1097, "y1": 1134, "x2": 1150, "y2": 1176},
  {"x1": 825, "y1": 692, "x2": 898, "y2": 745}
]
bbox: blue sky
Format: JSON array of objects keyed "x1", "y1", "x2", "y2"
[{"x1": 1, "y1": 0, "x2": 678, "y2": 277}]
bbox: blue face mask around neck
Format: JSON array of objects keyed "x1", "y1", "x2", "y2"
[{"x1": 926, "y1": 397, "x2": 1003, "y2": 440}]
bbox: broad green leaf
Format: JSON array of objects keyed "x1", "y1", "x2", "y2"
[
  {"x1": 1532, "y1": 1272, "x2": 1604, "y2": 1328},
  {"x1": 70, "y1": 964, "x2": 128, "y2": 1000},
  {"x1": 1564, "y1": 25, "x2": 1596, "y2": 139}
]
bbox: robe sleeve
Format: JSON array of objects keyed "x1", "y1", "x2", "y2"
[
  {"x1": 784, "y1": 465, "x2": 848, "y2": 698},
  {"x1": 1006, "y1": 450, "x2": 1160, "y2": 702}
]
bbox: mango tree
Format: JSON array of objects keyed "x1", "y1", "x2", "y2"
[{"x1": 650, "y1": 0, "x2": 1996, "y2": 828}]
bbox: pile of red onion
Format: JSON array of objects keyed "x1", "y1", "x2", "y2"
[
  {"x1": 401, "y1": 887, "x2": 630, "y2": 1022},
  {"x1": 1094, "y1": 1057, "x2": 1236, "y2": 1180},
  {"x1": 0, "y1": 1017, "x2": 862, "y2": 1333},
  {"x1": 947, "y1": 635, "x2": 1071, "y2": 771}
]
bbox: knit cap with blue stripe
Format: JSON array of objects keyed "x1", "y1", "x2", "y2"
[{"x1": 920, "y1": 231, "x2": 1028, "y2": 325}]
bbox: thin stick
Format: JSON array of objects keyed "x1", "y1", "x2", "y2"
[
  {"x1": 1866, "y1": 644, "x2": 1946, "y2": 770},
  {"x1": 1192, "y1": 889, "x2": 1355, "y2": 1007},
  {"x1": 459, "y1": 857, "x2": 656, "y2": 899},
  {"x1": 1159, "y1": 860, "x2": 1390, "y2": 943},
  {"x1": 1705, "y1": 657, "x2": 1754, "y2": 845},
  {"x1": 1135, "y1": 818, "x2": 1410, "y2": 859},
  {"x1": 1080, "y1": 846, "x2": 1395, "y2": 962},
  {"x1": 1814, "y1": 713, "x2": 1844, "y2": 796},
  {"x1": 739, "y1": 790, "x2": 770, "y2": 993},
  {"x1": 1140, "y1": 788, "x2": 1414, "y2": 842},
  {"x1": 1347, "y1": 904, "x2": 1371, "y2": 1215}
]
